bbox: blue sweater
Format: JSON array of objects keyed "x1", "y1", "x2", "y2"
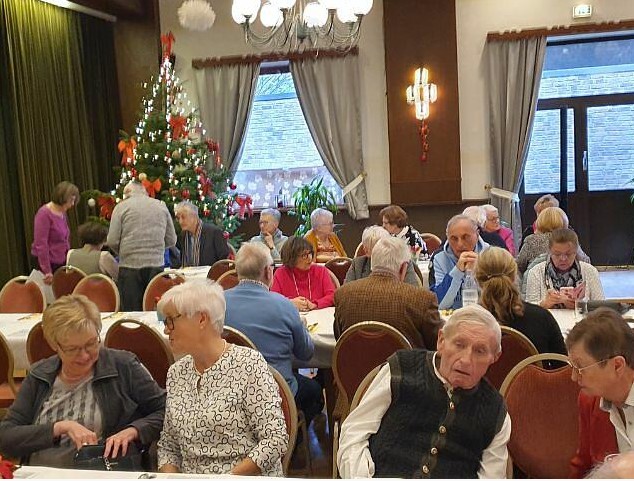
[{"x1": 224, "y1": 282, "x2": 314, "y2": 395}]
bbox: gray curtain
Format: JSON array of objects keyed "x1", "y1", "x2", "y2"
[
  {"x1": 290, "y1": 55, "x2": 369, "y2": 220},
  {"x1": 193, "y1": 61, "x2": 261, "y2": 172},
  {"x1": 486, "y1": 36, "x2": 546, "y2": 250}
]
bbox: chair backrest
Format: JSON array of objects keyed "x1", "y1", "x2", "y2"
[
  {"x1": 500, "y1": 353, "x2": 579, "y2": 479},
  {"x1": 26, "y1": 321, "x2": 56, "y2": 365},
  {"x1": 72, "y1": 274, "x2": 120, "y2": 312},
  {"x1": 349, "y1": 364, "x2": 382, "y2": 412},
  {"x1": 326, "y1": 267, "x2": 341, "y2": 289},
  {"x1": 207, "y1": 259, "x2": 236, "y2": 281},
  {"x1": 353, "y1": 242, "x2": 366, "y2": 258},
  {"x1": 269, "y1": 366, "x2": 298, "y2": 476},
  {"x1": 325, "y1": 257, "x2": 353, "y2": 287},
  {"x1": 333, "y1": 321, "x2": 412, "y2": 411},
  {"x1": 217, "y1": 269, "x2": 239, "y2": 290},
  {"x1": 104, "y1": 319, "x2": 174, "y2": 389},
  {"x1": 222, "y1": 326, "x2": 257, "y2": 349},
  {"x1": 0, "y1": 332, "x2": 17, "y2": 396},
  {"x1": 227, "y1": 242, "x2": 237, "y2": 260},
  {"x1": 421, "y1": 233, "x2": 442, "y2": 253},
  {"x1": 485, "y1": 326, "x2": 539, "y2": 390},
  {"x1": 411, "y1": 262, "x2": 424, "y2": 288},
  {"x1": 142, "y1": 272, "x2": 185, "y2": 311},
  {"x1": 52, "y1": 265, "x2": 86, "y2": 299},
  {"x1": 0, "y1": 276, "x2": 46, "y2": 313}
]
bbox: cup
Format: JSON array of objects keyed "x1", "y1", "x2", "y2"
[{"x1": 575, "y1": 297, "x2": 588, "y2": 320}]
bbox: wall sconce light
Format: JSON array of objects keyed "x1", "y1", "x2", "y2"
[{"x1": 406, "y1": 67, "x2": 437, "y2": 162}]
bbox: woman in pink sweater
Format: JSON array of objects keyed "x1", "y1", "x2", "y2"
[{"x1": 271, "y1": 236, "x2": 335, "y2": 311}]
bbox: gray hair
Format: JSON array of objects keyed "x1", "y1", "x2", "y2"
[
  {"x1": 310, "y1": 208, "x2": 333, "y2": 227},
  {"x1": 370, "y1": 236, "x2": 411, "y2": 274},
  {"x1": 261, "y1": 208, "x2": 281, "y2": 223},
  {"x1": 481, "y1": 204, "x2": 499, "y2": 216},
  {"x1": 442, "y1": 304, "x2": 502, "y2": 354},
  {"x1": 362, "y1": 225, "x2": 390, "y2": 252},
  {"x1": 446, "y1": 214, "x2": 478, "y2": 235},
  {"x1": 123, "y1": 181, "x2": 147, "y2": 198},
  {"x1": 157, "y1": 279, "x2": 225, "y2": 335},
  {"x1": 462, "y1": 206, "x2": 486, "y2": 228},
  {"x1": 236, "y1": 243, "x2": 272, "y2": 281},
  {"x1": 174, "y1": 201, "x2": 199, "y2": 217}
]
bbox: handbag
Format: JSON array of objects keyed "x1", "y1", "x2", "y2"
[{"x1": 73, "y1": 443, "x2": 145, "y2": 471}]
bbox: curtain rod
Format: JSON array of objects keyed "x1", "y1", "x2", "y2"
[
  {"x1": 487, "y1": 19, "x2": 634, "y2": 41},
  {"x1": 39, "y1": 0, "x2": 117, "y2": 22}
]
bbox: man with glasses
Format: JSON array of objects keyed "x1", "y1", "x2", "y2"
[
  {"x1": 249, "y1": 208, "x2": 287, "y2": 262},
  {"x1": 567, "y1": 307, "x2": 633, "y2": 477}
]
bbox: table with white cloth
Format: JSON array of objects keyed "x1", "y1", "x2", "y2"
[
  {"x1": 12, "y1": 465, "x2": 255, "y2": 479},
  {"x1": 164, "y1": 266, "x2": 211, "y2": 280}
]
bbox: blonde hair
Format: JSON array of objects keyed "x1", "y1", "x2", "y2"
[
  {"x1": 475, "y1": 247, "x2": 524, "y2": 325},
  {"x1": 42, "y1": 294, "x2": 102, "y2": 348},
  {"x1": 535, "y1": 206, "x2": 569, "y2": 233}
]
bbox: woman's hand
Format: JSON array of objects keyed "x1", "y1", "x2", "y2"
[
  {"x1": 104, "y1": 426, "x2": 139, "y2": 458},
  {"x1": 230, "y1": 458, "x2": 261, "y2": 475},
  {"x1": 53, "y1": 420, "x2": 98, "y2": 450},
  {"x1": 305, "y1": 299, "x2": 317, "y2": 311},
  {"x1": 159, "y1": 463, "x2": 180, "y2": 473},
  {"x1": 43, "y1": 273, "x2": 53, "y2": 285},
  {"x1": 291, "y1": 296, "x2": 309, "y2": 311},
  {"x1": 541, "y1": 289, "x2": 564, "y2": 309}
]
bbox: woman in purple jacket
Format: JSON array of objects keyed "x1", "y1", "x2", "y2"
[{"x1": 31, "y1": 181, "x2": 80, "y2": 284}]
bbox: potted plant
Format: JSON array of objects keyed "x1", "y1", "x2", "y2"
[{"x1": 289, "y1": 177, "x2": 338, "y2": 236}]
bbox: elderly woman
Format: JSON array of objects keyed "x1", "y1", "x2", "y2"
[
  {"x1": 271, "y1": 236, "x2": 336, "y2": 311},
  {"x1": 526, "y1": 228, "x2": 604, "y2": 309},
  {"x1": 380, "y1": 204, "x2": 427, "y2": 256},
  {"x1": 157, "y1": 280, "x2": 287, "y2": 475},
  {"x1": 304, "y1": 208, "x2": 347, "y2": 263},
  {"x1": 31, "y1": 181, "x2": 80, "y2": 284},
  {"x1": 475, "y1": 247, "x2": 566, "y2": 357},
  {"x1": 0, "y1": 295, "x2": 165, "y2": 467},
  {"x1": 344, "y1": 225, "x2": 420, "y2": 286},
  {"x1": 522, "y1": 193, "x2": 560, "y2": 242},
  {"x1": 481, "y1": 204, "x2": 516, "y2": 256},
  {"x1": 66, "y1": 222, "x2": 118, "y2": 280},
  {"x1": 462, "y1": 205, "x2": 507, "y2": 250}
]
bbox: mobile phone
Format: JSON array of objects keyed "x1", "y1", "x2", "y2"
[{"x1": 560, "y1": 287, "x2": 575, "y2": 298}]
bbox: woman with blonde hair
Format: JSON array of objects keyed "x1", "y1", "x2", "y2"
[{"x1": 475, "y1": 247, "x2": 566, "y2": 356}]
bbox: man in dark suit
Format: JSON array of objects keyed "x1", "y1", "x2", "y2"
[
  {"x1": 334, "y1": 236, "x2": 442, "y2": 349},
  {"x1": 174, "y1": 201, "x2": 229, "y2": 267}
]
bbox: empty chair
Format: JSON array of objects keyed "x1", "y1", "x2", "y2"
[
  {"x1": 325, "y1": 257, "x2": 353, "y2": 287},
  {"x1": 142, "y1": 272, "x2": 185, "y2": 311},
  {"x1": 0, "y1": 332, "x2": 18, "y2": 410},
  {"x1": 216, "y1": 269, "x2": 239, "y2": 290},
  {"x1": 207, "y1": 259, "x2": 236, "y2": 281},
  {"x1": 269, "y1": 367, "x2": 299, "y2": 476},
  {"x1": 0, "y1": 276, "x2": 46, "y2": 313},
  {"x1": 421, "y1": 233, "x2": 442, "y2": 253},
  {"x1": 52, "y1": 265, "x2": 86, "y2": 299},
  {"x1": 485, "y1": 326, "x2": 539, "y2": 390},
  {"x1": 222, "y1": 326, "x2": 257, "y2": 350},
  {"x1": 72, "y1": 274, "x2": 120, "y2": 312},
  {"x1": 104, "y1": 319, "x2": 174, "y2": 389},
  {"x1": 26, "y1": 321, "x2": 56, "y2": 365}
]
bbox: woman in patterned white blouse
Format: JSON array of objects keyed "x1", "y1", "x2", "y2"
[{"x1": 156, "y1": 280, "x2": 288, "y2": 476}]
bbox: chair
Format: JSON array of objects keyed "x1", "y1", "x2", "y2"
[
  {"x1": 326, "y1": 267, "x2": 341, "y2": 289},
  {"x1": 52, "y1": 265, "x2": 86, "y2": 299},
  {"x1": 0, "y1": 332, "x2": 18, "y2": 410},
  {"x1": 325, "y1": 257, "x2": 353, "y2": 286},
  {"x1": 0, "y1": 276, "x2": 46, "y2": 313},
  {"x1": 104, "y1": 319, "x2": 174, "y2": 389},
  {"x1": 26, "y1": 321, "x2": 56, "y2": 365},
  {"x1": 72, "y1": 274, "x2": 120, "y2": 312},
  {"x1": 485, "y1": 326, "x2": 539, "y2": 390},
  {"x1": 222, "y1": 326, "x2": 257, "y2": 349},
  {"x1": 411, "y1": 262, "x2": 424, "y2": 288},
  {"x1": 216, "y1": 269, "x2": 239, "y2": 290},
  {"x1": 227, "y1": 242, "x2": 237, "y2": 260},
  {"x1": 421, "y1": 233, "x2": 442, "y2": 253},
  {"x1": 142, "y1": 272, "x2": 185, "y2": 311},
  {"x1": 500, "y1": 353, "x2": 579, "y2": 479},
  {"x1": 207, "y1": 259, "x2": 236, "y2": 281},
  {"x1": 353, "y1": 242, "x2": 366, "y2": 258},
  {"x1": 269, "y1": 366, "x2": 299, "y2": 476}
]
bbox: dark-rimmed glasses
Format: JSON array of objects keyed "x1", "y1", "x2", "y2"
[{"x1": 163, "y1": 313, "x2": 183, "y2": 330}]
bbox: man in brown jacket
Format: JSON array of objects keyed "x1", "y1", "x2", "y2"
[{"x1": 334, "y1": 236, "x2": 442, "y2": 349}]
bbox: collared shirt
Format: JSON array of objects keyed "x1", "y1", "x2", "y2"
[
  {"x1": 249, "y1": 229, "x2": 288, "y2": 261},
  {"x1": 600, "y1": 381, "x2": 634, "y2": 452},
  {"x1": 337, "y1": 352, "x2": 511, "y2": 479}
]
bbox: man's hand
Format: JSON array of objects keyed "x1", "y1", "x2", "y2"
[
  {"x1": 53, "y1": 420, "x2": 98, "y2": 450},
  {"x1": 457, "y1": 251, "x2": 478, "y2": 272},
  {"x1": 104, "y1": 426, "x2": 139, "y2": 458},
  {"x1": 262, "y1": 232, "x2": 274, "y2": 250}
]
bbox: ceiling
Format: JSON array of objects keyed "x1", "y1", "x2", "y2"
[{"x1": 71, "y1": 0, "x2": 157, "y2": 20}]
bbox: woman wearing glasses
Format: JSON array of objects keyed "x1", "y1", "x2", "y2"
[
  {"x1": 271, "y1": 236, "x2": 336, "y2": 311},
  {"x1": 525, "y1": 228, "x2": 604, "y2": 309},
  {"x1": 0, "y1": 295, "x2": 165, "y2": 467},
  {"x1": 304, "y1": 208, "x2": 347, "y2": 263}
]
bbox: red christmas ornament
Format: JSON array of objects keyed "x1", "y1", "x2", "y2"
[
  {"x1": 223, "y1": 231, "x2": 230, "y2": 240},
  {"x1": 230, "y1": 183, "x2": 237, "y2": 190},
  {"x1": 182, "y1": 189, "x2": 190, "y2": 199},
  {"x1": 130, "y1": 168, "x2": 138, "y2": 178}
]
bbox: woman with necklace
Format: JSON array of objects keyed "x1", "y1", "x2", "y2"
[{"x1": 271, "y1": 236, "x2": 336, "y2": 311}]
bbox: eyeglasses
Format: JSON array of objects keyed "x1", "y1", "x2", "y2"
[
  {"x1": 163, "y1": 313, "x2": 183, "y2": 330},
  {"x1": 552, "y1": 252, "x2": 576, "y2": 260},
  {"x1": 567, "y1": 357, "x2": 612, "y2": 377},
  {"x1": 58, "y1": 335, "x2": 101, "y2": 357},
  {"x1": 300, "y1": 251, "x2": 314, "y2": 259}
]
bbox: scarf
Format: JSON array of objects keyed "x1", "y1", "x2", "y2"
[
  {"x1": 545, "y1": 257, "x2": 583, "y2": 308},
  {"x1": 182, "y1": 220, "x2": 202, "y2": 267}
]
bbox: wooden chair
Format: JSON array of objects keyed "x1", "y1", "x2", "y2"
[
  {"x1": 325, "y1": 257, "x2": 353, "y2": 287},
  {"x1": 411, "y1": 262, "x2": 425, "y2": 288},
  {"x1": 421, "y1": 233, "x2": 442, "y2": 253},
  {"x1": 72, "y1": 274, "x2": 120, "y2": 312},
  {"x1": 207, "y1": 259, "x2": 236, "y2": 281},
  {"x1": 353, "y1": 242, "x2": 366, "y2": 258},
  {"x1": 222, "y1": 326, "x2": 257, "y2": 349},
  {"x1": 0, "y1": 276, "x2": 46, "y2": 313},
  {"x1": 0, "y1": 332, "x2": 18, "y2": 410},
  {"x1": 217, "y1": 269, "x2": 239, "y2": 290},
  {"x1": 485, "y1": 326, "x2": 539, "y2": 390},
  {"x1": 26, "y1": 321, "x2": 56, "y2": 365},
  {"x1": 269, "y1": 366, "x2": 299, "y2": 476},
  {"x1": 326, "y1": 267, "x2": 341, "y2": 289},
  {"x1": 142, "y1": 272, "x2": 185, "y2": 311},
  {"x1": 500, "y1": 353, "x2": 579, "y2": 479},
  {"x1": 52, "y1": 265, "x2": 86, "y2": 299},
  {"x1": 104, "y1": 319, "x2": 174, "y2": 389},
  {"x1": 227, "y1": 242, "x2": 237, "y2": 260}
]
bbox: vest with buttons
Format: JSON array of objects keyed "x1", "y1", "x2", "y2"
[{"x1": 368, "y1": 350, "x2": 506, "y2": 478}]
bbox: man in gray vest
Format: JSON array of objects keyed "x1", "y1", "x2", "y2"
[{"x1": 337, "y1": 304, "x2": 510, "y2": 478}]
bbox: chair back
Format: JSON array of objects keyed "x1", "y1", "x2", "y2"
[
  {"x1": 326, "y1": 268, "x2": 341, "y2": 289},
  {"x1": 217, "y1": 269, "x2": 239, "y2": 290},
  {"x1": 0, "y1": 332, "x2": 17, "y2": 396},
  {"x1": 353, "y1": 242, "x2": 366, "y2": 258},
  {"x1": 227, "y1": 242, "x2": 237, "y2": 260},
  {"x1": 142, "y1": 272, "x2": 185, "y2": 311},
  {"x1": 26, "y1": 321, "x2": 56, "y2": 365},
  {"x1": 411, "y1": 262, "x2": 424, "y2": 288},
  {"x1": 207, "y1": 259, "x2": 236, "y2": 281},
  {"x1": 72, "y1": 274, "x2": 120, "y2": 312},
  {"x1": 104, "y1": 319, "x2": 174, "y2": 388},
  {"x1": 269, "y1": 366, "x2": 298, "y2": 476},
  {"x1": 421, "y1": 233, "x2": 442, "y2": 253},
  {"x1": 52, "y1": 266, "x2": 86, "y2": 299},
  {"x1": 325, "y1": 257, "x2": 352, "y2": 287},
  {"x1": 0, "y1": 276, "x2": 46, "y2": 313},
  {"x1": 500, "y1": 353, "x2": 579, "y2": 479},
  {"x1": 222, "y1": 326, "x2": 257, "y2": 349},
  {"x1": 485, "y1": 326, "x2": 539, "y2": 390}
]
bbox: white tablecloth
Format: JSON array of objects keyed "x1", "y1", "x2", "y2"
[
  {"x1": 416, "y1": 261, "x2": 430, "y2": 289},
  {"x1": 13, "y1": 465, "x2": 247, "y2": 479},
  {"x1": 164, "y1": 266, "x2": 211, "y2": 280}
]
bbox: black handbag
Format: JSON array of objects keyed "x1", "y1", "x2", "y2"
[{"x1": 73, "y1": 443, "x2": 145, "y2": 471}]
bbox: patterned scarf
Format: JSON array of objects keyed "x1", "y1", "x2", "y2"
[
  {"x1": 545, "y1": 257, "x2": 583, "y2": 310},
  {"x1": 182, "y1": 220, "x2": 203, "y2": 267}
]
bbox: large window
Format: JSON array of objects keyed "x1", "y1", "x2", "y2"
[{"x1": 233, "y1": 65, "x2": 342, "y2": 208}]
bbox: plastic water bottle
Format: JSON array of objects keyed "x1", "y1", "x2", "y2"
[{"x1": 462, "y1": 269, "x2": 479, "y2": 307}]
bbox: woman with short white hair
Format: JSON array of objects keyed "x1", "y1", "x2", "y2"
[
  {"x1": 481, "y1": 204, "x2": 516, "y2": 256},
  {"x1": 305, "y1": 208, "x2": 347, "y2": 262}
]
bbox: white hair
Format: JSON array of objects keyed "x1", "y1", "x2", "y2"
[
  {"x1": 260, "y1": 208, "x2": 281, "y2": 223},
  {"x1": 362, "y1": 225, "x2": 390, "y2": 252},
  {"x1": 446, "y1": 214, "x2": 478, "y2": 235},
  {"x1": 481, "y1": 204, "x2": 499, "y2": 216},
  {"x1": 370, "y1": 236, "x2": 411, "y2": 274},
  {"x1": 236, "y1": 243, "x2": 272, "y2": 281},
  {"x1": 462, "y1": 206, "x2": 486, "y2": 228},
  {"x1": 123, "y1": 181, "x2": 147, "y2": 198},
  {"x1": 310, "y1": 208, "x2": 333, "y2": 227},
  {"x1": 442, "y1": 304, "x2": 502, "y2": 353},
  {"x1": 174, "y1": 201, "x2": 199, "y2": 217},
  {"x1": 157, "y1": 279, "x2": 225, "y2": 335}
]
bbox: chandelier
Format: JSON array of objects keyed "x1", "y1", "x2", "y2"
[{"x1": 231, "y1": 0, "x2": 373, "y2": 51}]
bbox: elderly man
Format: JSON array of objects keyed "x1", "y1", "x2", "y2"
[
  {"x1": 224, "y1": 243, "x2": 324, "y2": 425},
  {"x1": 249, "y1": 208, "x2": 287, "y2": 262},
  {"x1": 174, "y1": 201, "x2": 228, "y2": 267},
  {"x1": 430, "y1": 214, "x2": 489, "y2": 310},
  {"x1": 334, "y1": 236, "x2": 441, "y2": 349},
  {"x1": 107, "y1": 181, "x2": 177, "y2": 311},
  {"x1": 337, "y1": 304, "x2": 510, "y2": 478}
]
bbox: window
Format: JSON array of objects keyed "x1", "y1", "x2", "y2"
[{"x1": 233, "y1": 64, "x2": 343, "y2": 208}]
